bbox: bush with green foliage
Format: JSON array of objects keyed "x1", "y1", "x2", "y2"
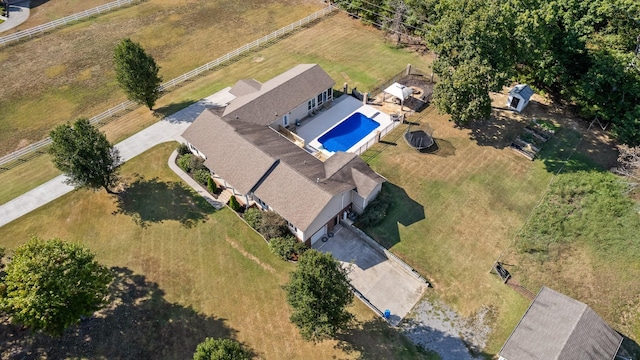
[
  {"x1": 193, "y1": 168, "x2": 210, "y2": 185},
  {"x1": 207, "y1": 177, "x2": 217, "y2": 194},
  {"x1": 190, "y1": 155, "x2": 205, "y2": 172},
  {"x1": 0, "y1": 237, "x2": 113, "y2": 336},
  {"x1": 243, "y1": 207, "x2": 263, "y2": 230},
  {"x1": 177, "y1": 143, "x2": 191, "y2": 156},
  {"x1": 269, "y1": 236, "x2": 306, "y2": 261},
  {"x1": 178, "y1": 154, "x2": 193, "y2": 172},
  {"x1": 193, "y1": 337, "x2": 250, "y2": 360},
  {"x1": 358, "y1": 193, "x2": 391, "y2": 227},
  {"x1": 259, "y1": 211, "x2": 289, "y2": 240},
  {"x1": 228, "y1": 196, "x2": 241, "y2": 211}
]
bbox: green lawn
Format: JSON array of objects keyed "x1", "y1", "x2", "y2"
[
  {"x1": 357, "y1": 102, "x2": 630, "y2": 354},
  {"x1": 0, "y1": 142, "x2": 431, "y2": 359},
  {"x1": 0, "y1": 0, "x2": 323, "y2": 156},
  {"x1": 0, "y1": 11, "x2": 433, "y2": 205}
]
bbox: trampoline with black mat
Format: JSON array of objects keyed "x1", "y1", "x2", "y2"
[{"x1": 404, "y1": 123, "x2": 434, "y2": 151}]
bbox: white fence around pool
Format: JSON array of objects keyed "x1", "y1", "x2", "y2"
[{"x1": 351, "y1": 119, "x2": 402, "y2": 156}]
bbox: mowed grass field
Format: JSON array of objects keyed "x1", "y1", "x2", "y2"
[
  {"x1": 359, "y1": 96, "x2": 624, "y2": 354},
  {"x1": 0, "y1": 11, "x2": 433, "y2": 205},
  {"x1": 6, "y1": 0, "x2": 116, "y2": 33},
  {"x1": 0, "y1": 142, "x2": 431, "y2": 359},
  {"x1": 0, "y1": 0, "x2": 323, "y2": 155}
]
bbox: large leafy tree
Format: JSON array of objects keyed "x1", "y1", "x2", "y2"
[
  {"x1": 432, "y1": 56, "x2": 493, "y2": 123},
  {"x1": 284, "y1": 249, "x2": 353, "y2": 341},
  {"x1": 113, "y1": 38, "x2": 162, "y2": 110},
  {"x1": 193, "y1": 338, "x2": 250, "y2": 360},
  {"x1": 426, "y1": 0, "x2": 514, "y2": 124},
  {"x1": 49, "y1": 118, "x2": 122, "y2": 194},
  {"x1": 0, "y1": 237, "x2": 113, "y2": 336}
]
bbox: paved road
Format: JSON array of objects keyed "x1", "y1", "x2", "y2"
[
  {"x1": 0, "y1": 88, "x2": 235, "y2": 228},
  {"x1": 0, "y1": 0, "x2": 30, "y2": 33}
]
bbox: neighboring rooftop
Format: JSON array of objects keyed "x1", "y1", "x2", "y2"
[{"x1": 499, "y1": 286, "x2": 623, "y2": 360}]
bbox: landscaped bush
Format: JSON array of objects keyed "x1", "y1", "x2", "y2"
[
  {"x1": 228, "y1": 196, "x2": 242, "y2": 212},
  {"x1": 193, "y1": 168, "x2": 210, "y2": 185},
  {"x1": 207, "y1": 177, "x2": 217, "y2": 194},
  {"x1": 177, "y1": 154, "x2": 193, "y2": 172},
  {"x1": 244, "y1": 208, "x2": 263, "y2": 230},
  {"x1": 177, "y1": 143, "x2": 191, "y2": 156},
  {"x1": 259, "y1": 211, "x2": 289, "y2": 240},
  {"x1": 358, "y1": 193, "x2": 391, "y2": 227},
  {"x1": 190, "y1": 155, "x2": 204, "y2": 172},
  {"x1": 269, "y1": 236, "x2": 306, "y2": 261}
]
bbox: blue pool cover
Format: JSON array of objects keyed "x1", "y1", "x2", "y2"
[{"x1": 319, "y1": 112, "x2": 380, "y2": 152}]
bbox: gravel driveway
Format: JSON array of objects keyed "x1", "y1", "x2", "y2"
[{"x1": 401, "y1": 298, "x2": 491, "y2": 360}]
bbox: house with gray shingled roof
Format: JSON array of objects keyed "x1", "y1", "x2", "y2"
[
  {"x1": 181, "y1": 64, "x2": 386, "y2": 245},
  {"x1": 499, "y1": 286, "x2": 623, "y2": 360}
]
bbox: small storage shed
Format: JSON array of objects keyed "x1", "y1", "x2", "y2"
[{"x1": 506, "y1": 84, "x2": 534, "y2": 112}]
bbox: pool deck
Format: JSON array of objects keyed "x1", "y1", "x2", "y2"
[{"x1": 296, "y1": 95, "x2": 392, "y2": 155}]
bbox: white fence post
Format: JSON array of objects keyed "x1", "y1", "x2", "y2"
[
  {"x1": 0, "y1": 5, "x2": 338, "y2": 167},
  {"x1": 0, "y1": 0, "x2": 143, "y2": 46}
]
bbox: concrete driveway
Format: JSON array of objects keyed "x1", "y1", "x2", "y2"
[{"x1": 314, "y1": 224, "x2": 427, "y2": 326}]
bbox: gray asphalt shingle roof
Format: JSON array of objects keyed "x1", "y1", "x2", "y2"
[
  {"x1": 508, "y1": 84, "x2": 534, "y2": 101},
  {"x1": 182, "y1": 64, "x2": 385, "y2": 233},
  {"x1": 499, "y1": 286, "x2": 622, "y2": 360},
  {"x1": 223, "y1": 64, "x2": 335, "y2": 125}
]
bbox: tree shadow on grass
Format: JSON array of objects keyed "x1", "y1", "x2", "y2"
[
  {"x1": 152, "y1": 100, "x2": 198, "y2": 119},
  {"x1": 335, "y1": 317, "x2": 438, "y2": 359},
  {"x1": 360, "y1": 183, "x2": 425, "y2": 249},
  {"x1": 535, "y1": 128, "x2": 601, "y2": 173},
  {"x1": 0, "y1": 267, "x2": 245, "y2": 360},
  {"x1": 464, "y1": 114, "x2": 522, "y2": 150},
  {"x1": 112, "y1": 175, "x2": 215, "y2": 228}
]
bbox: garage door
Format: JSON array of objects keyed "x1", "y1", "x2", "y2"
[{"x1": 310, "y1": 225, "x2": 327, "y2": 245}]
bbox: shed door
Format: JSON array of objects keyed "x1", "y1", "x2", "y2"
[{"x1": 509, "y1": 97, "x2": 520, "y2": 109}]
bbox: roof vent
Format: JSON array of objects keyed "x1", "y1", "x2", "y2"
[{"x1": 316, "y1": 178, "x2": 320, "y2": 183}]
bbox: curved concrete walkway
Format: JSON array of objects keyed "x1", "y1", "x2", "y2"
[
  {"x1": 0, "y1": 0, "x2": 30, "y2": 33},
  {"x1": 0, "y1": 87, "x2": 235, "y2": 228}
]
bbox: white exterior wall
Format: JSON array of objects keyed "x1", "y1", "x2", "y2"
[
  {"x1": 352, "y1": 183, "x2": 383, "y2": 214},
  {"x1": 186, "y1": 142, "x2": 207, "y2": 160},
  {"x1": 290, "y1": 101, "x2": 310, "y2": 125},
  {"x1": 302, "y1": 190, "x2": 353, "y2": 242}
]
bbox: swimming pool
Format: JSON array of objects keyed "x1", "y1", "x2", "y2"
[{"x1": 318, "y1": 112, "x2": 380, "y2": 152}]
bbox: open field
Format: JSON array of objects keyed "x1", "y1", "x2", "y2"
[
  {"x1": 5, "y1": 0, "x2": 116, "y2": 33},
  {"x1": 0, "y1": 142, "x2": 433, "y2": 359},
  {"x1": 359, "y1": 92, "x2": 625, "y2": 354},
  {"x1": 0, "y1": 11, "x2": 433, "y2": 204},
  {"x1": 0, "y1": 0, "x2": 323, "y2": 156}
]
